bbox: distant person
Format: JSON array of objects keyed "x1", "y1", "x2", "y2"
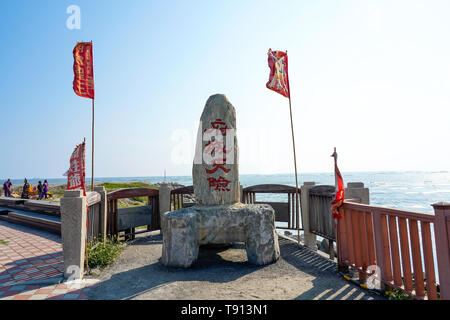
[
  {"x1": 37, "y1": 181, "x2": 43, "y2": 200},
  {"x1": 43, "y1": 180, "x2": 49, "y2": 199},
  {"x1": 21, "y1": 178, "x2": 29, "y2": 199},
  {"x1": 3, "y1": 179, "x2": 12, "y2": 197}
]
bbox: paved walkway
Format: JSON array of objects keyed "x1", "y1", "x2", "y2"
[
  {"x1": 88, "y1": 233, "x2": 385, "y2": 300},
  {"x1": 1, "y1": 220, "x2": 385, "y2": 300},
  {"x1": 0, "y1": 220, "x2": 95, "y2": 300}
]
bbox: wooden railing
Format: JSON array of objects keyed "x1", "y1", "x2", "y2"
[
  {"x1": 107, "y1": 188, "x2": 159, "y2": 239},
  {"x1": 170, "y1": 185, "x2": 194, "y2": 210},
  {"x1": 243, "y1": 184, "x2": 301, "y2": 231},
  {"x1": 86, "y1": 191, "x2": 102, "y2": 241},
  {"x1": 337, "y1": 201, "x2": 450, "y2": 300}
]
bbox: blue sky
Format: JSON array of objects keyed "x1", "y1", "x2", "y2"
[{"x1": 1, "y1": 0, "x2": 450, "y2": 180}]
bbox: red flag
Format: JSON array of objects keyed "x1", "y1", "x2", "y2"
[
  {"x1": 73, "y1": 42, "x2": 95, "y2": 100},
  {"x1": 67, "y1": 140, "x2": 87, "y2": 197},
  {"x1": 266, "y1": 49, "x2": 290, "y2": 98},
  {"x1": 331, "y1": 148, "x2": 344, "y2": 219}
]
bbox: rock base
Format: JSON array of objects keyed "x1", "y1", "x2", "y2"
[{"x1": 161, "y1": 203, "x2": 280, "y2": 268}]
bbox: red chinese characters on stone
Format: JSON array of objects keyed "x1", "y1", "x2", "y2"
[
  {"x1": 207, "y1": 176, "x2": 231, "y2": 192},
  {"x1": 205, "y1": 158, "x2": 231, "y2": 174},
  {"x1": 204, "y1": 119, "x2": 232, "y2": 192},
  {"x1": 206, "y1": 118, "x2": 229, "y2": 136}
]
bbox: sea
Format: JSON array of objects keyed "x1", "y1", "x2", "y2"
[{"x1": 8, "y1": 171, "x2": 450, "y2": 213}]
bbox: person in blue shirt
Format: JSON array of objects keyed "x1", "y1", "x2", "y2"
[{"x1": 3, "y1": 179, "x2": 12, "y2": 197}]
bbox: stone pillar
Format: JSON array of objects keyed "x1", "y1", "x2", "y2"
[
  {"x1": 240, "y1": 184, "x2": 244, "y2": 203},
  {"x1": 159, "y1": 183, "x2": 171, "y2": 233},
  {"x1": 94, "y1": 186, "x2": 108, "y2": 242},
  {"x1": 345, "y1": 182, "x2": 369, "y2": 204},
  {"x1": 60, "y1": 190, "x2": 87, "y2": 280},
  {"x1": 432, "y1": 202, "x2": 450, "y2": 300},
  {"x1": 300, "y1": 181, "x2": 316, "y2": 250}
]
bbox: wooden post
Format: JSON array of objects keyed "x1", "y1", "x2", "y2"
[{"x1": 432, "y1": 202, "x2": 450, "y2": 300}]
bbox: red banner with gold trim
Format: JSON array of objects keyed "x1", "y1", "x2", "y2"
[
  {"x1": 66, "y1": 140, "x2": 87, "y2": 197},
  {"x1": 266, "y1": 49, "x2": 290, "y2": 98},
  {"x1": 73, "y1": 42, "x2": 94, "y2": 99}
]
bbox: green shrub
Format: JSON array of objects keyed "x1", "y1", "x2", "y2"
[
  {"x1": 99, "y1": 182, "x2": 158, "y2": 192},
  {"x1": 0, "y1": 239, "x2": 8, "y2": 246},
  {"x1": 87, "y1": 237, "x2": 123, "y2": 270}
]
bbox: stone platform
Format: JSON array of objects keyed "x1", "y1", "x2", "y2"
[{"x1": 161, "y1": 203, "x2": 280, "y2": 268}]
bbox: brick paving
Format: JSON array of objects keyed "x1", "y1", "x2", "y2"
[{"x1": 0, "y1": 220, "x2": 96, "y2": 300}]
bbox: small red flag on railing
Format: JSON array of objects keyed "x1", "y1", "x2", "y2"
[
  {"x1": 66, "y1": 139, "x2": 87, "y2": 197},
  {"x1": 73, "y1": 42, "x2": 95, "y2": 100},
  {"x1": 331, "y1": 148, "x2": 345, "y2": 219},
  {"x1": 266, "y1": 49, "x2": 290, "y2": 98}
]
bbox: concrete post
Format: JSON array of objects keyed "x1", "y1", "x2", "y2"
[
  {"x1": 240, "y1": 184, "x2": 243, "y2": 203},
  {"x1": 300, "y1": 181, "x2": 316, "y2": 250},
  {"x1": 159, "y1": 183, "x2": 171, "y2": 234},
  {"x1": 432, "y1": 202, "x2": 450, "y2": 300},
  {"x1": 94, "y1": 186, "x2": 108, "y2": 242},
  {"x1": 345, "y1": 182, "x2": 369, "y2": 204},
  {"x1": 60, "y1": 190, "x2": 87, "y2": 280}
]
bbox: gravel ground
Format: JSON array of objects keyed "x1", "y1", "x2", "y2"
[{"x1": 87, "y1": 233, "x2": 384, "y2": 300}]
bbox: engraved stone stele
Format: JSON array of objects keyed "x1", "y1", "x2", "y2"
[
  {"x1": 161, "y1": 94, "x2": 280, "y2": 268},
  {"x1": 192, "y1": 94, "x2": 239, "y2": 205}
]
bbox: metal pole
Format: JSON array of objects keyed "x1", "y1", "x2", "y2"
[
  {"x1": 91, "y1": 98, "x2": 94, "y2": 191},
  {"x1": 288, "y1": 97, "x2": 300, "y2": 244}
]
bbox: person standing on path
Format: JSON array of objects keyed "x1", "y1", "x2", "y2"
[
  {"x1": 37, "y1": 181, "x2": 43, "y2": 200},
  {"x1": 21, "y1": 178, "x2": 29, "y2": 199},
  {"x1": 43, "y1": 180, "x2": 49, "y2": 199},
  {"x1": 3, "y1": 179, "x2": 12, "y2": 197}
]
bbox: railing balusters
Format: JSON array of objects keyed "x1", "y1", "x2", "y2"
[
  {"x1": 409, "y1": 219, "x2": 425, "y2": 298},
  {"x1": 337, "y1": 208, "x2": 348, "y2": 267},
  {"x1": 344, "y1": 209, "x2": 355, "y2": 265},
  {"x1": 365, "y1": 211, "x2": 376, "y2": 266},
  {"x1": 358, "y1": 211, "x2": 369, "y2": 279},
  {"x1": 380, "y1": 213, "x2": 393, "y2": 283},
  {"x1": 351, "y1": 210, "x2": 363, "y2": 270},
  {"x1": 398, "y1": 217, "x2": 414, "y2": 293},
  {"x1": 421, "y1": 221, "x2": 438, "y2": 300},
  {"x1": 340, "y1": 201, "x2": 444, "y2": 300},
  {"x1": 388, "y1": 215, "x2": 403, "y2": 287}
]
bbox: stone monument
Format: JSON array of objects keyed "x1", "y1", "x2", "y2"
[{"x1": 161, "y1": 94, "x2": 280, "y2": 268}]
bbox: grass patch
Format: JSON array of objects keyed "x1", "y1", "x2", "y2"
[
  {"x1": 99, "y1": 182, "x2": 158, "y2": 192},
  {"x1": 0, "y1": 239, "x2": 8, "y2": 246},
  {"x1": 385, "y1": 288, "x2": 412, "y2": 300},
  {"x1": 87, "y1": 237, "x2": 123, "y2": 270}
]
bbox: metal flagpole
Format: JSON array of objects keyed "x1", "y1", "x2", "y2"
[
  {"x1": 284, "y1": 50, "x2": 301, "y2": 245},
  {"x1": 91, "y1": 98, "x2": 94, "y2": 191},
  {"x1": 288, "y1": 96, "x2": 301, "y2": 245},
  {"x1": 91, "y1": 40, "x2": 95, "y2": 191}
]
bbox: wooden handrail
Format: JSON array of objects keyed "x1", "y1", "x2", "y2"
[
  {"x1": 342, "y1": 201, "x2": 435, "y2": 222},
  {"x1": 107, "y1": 187, "x2": 159, "y2": 200}
]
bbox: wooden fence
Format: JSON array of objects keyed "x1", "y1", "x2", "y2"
[
  {"x1": 170, "y1": 185, "x2": 194, "y2": 210},
  {"x1": 106, "y1": 188, "x2": 159, "y2": 239},
  {"x1": 86, "y1": 191, "x2": 102, "y2": 241},
  {"x1": 308, "y1": 185, "x2": 336, "y2": 240},
  {"x1": 337, "y1": 201, "x2": 450, "y2": 300},
  {"x1": 243, "y1": 184, "x2": 301, "y2": 231}
]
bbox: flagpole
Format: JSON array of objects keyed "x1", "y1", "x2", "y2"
[
  {"x1": 288, "y1": 96, "x2": 300, "y2": 244},
  {"x1": 91, "y1": 40, "x2": 95, "y2": 191},
  {"x1": 91, "y1": 98, "x2": 95, "y2": 191}
]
